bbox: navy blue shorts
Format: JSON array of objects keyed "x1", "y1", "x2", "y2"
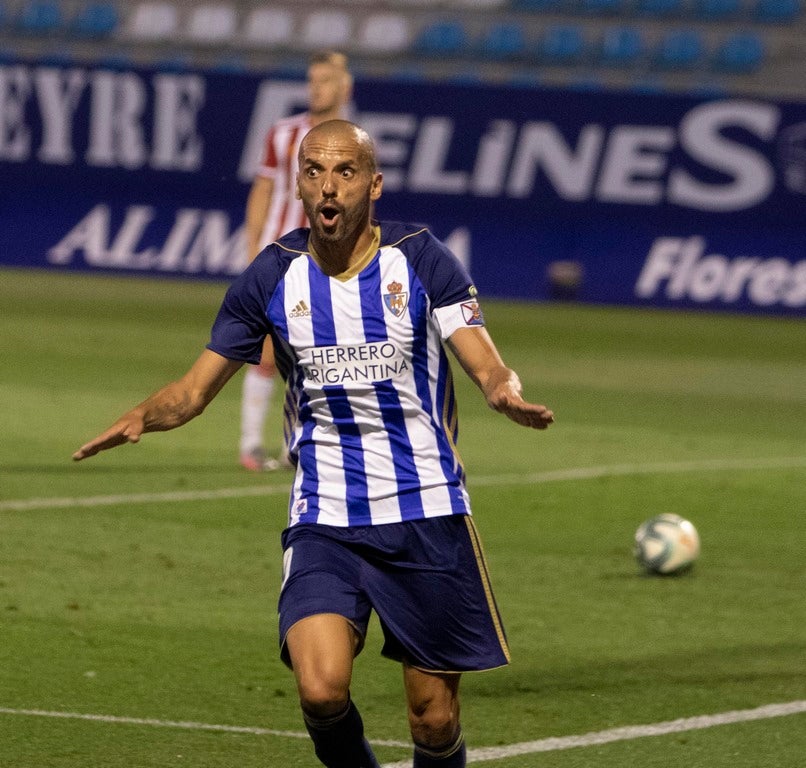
[{"x1": 278, "y1": 514, "x2": 510, "y2": 673}]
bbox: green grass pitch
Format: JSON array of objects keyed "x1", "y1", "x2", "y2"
[{"x1": 1, "y1": 267, "x2": 804, "y2": 767}]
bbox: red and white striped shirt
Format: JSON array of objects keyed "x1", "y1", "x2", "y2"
[{"x1": 255, "y1": 112, "x2": 312, "y2": 247}]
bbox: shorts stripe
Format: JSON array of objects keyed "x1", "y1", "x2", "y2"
[{"x1": 463, "y1": 516, "x2": 511, "y2": 663}]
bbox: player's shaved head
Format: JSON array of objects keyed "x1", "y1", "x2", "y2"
[{"x1": 299, "y1": 120, "x2": 377, "y2": 173}]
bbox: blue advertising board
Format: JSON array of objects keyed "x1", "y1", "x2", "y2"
[{"x1": 1, "y1": 62, "x2": 804, "y2": 314}]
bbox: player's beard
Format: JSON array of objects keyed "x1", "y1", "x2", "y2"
[{"x1": 307, "y1": 197, "x2": 370, "y2": 246}]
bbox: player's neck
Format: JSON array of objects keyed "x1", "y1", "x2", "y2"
[{"x1": 309, "y1": 224, "x2": 379, "y2": 279}]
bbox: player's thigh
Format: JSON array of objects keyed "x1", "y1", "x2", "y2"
[{"x1": 286, "y1": 613, "x2": 360, "y2": 705}]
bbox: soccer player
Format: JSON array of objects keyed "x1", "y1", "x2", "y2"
[
  {"x1": 73, "y1": 120, "x2": 554, "y2": 768},
  {"x1": 240, "y1": 50, "x2": 353, "y2": 471}
]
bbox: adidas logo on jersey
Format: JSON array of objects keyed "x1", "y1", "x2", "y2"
[{"x1": 289, "y1": 299, "x2": 312, "y2": 318}]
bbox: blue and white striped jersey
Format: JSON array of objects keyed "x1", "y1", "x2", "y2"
[{"x1": 208, "y1": 221, "x2": 486, "y2": 528}]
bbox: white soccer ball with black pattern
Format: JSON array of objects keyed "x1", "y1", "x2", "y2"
[{"x1": 634, "y1": 514, "x2": 700, "y2": 575}]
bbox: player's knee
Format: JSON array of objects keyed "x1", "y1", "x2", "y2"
[
  {"x1": 407, "y1": 700, "x2": 459, "y2": 747},
  {"x1": 297, "y1": 679, "x2": 350, "y2": 719}
]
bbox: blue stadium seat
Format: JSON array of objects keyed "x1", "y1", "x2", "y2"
[
  {"x1": 72, "y1": 2, "x2": 119, "y2": 38},
  {"x1": 511, "y1": 0, "x2": 563, "y2": 10},
  {"x1": 478, "y1": 22, "x2": 527, "y2": 60},
  {"x1": 654, "y1": 28, "x2": 706, "y2": 69},
  {"x1": 693, "y1": 0, "x2": 742, "y2": 19},
  {"x1": 16, "y1": 0, "x2": 64, "y2": 34},
  {"x1": 754, "y1": 0, "x2": 801, "y2": 20},
  {"x1": 636, "y1": 0, "x2": 684, "y2": 16},
  {"x1": 579, "y1": 0, "x2": 627, "y2": 14},
  {"x1": 712, "y1": 31, "x2": 765, "y2": 72},
  {"x1": 599, "y1": 26, "x2": 645, "y2": 66},
  {"x1": 538, "y1": 24, "x2": 587, "y2": 65},
  {"x1": 411, "y1": 20, "x2": 470, "y2": 56}
]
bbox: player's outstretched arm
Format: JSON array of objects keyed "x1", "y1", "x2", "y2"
[
  {"x1": 72, "y1": 350, "x2": 243, "y2": 461},
  {"x1": 447, "y1": 326, "x2": 554, "y2": 430}
]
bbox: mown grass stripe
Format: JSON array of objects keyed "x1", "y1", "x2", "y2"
[{"x1": 3, "y1": 456, "x2": 804, "y2": 513}]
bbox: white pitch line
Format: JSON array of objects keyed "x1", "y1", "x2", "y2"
[
  {"x1": 0, "y1": 483, "x2": 291, "y2": 512},
  {"x1": 2, "y1": 456, "x2": 805, "y2": 513},
  {"x1": 381, "y1": 700, "x2": 806, "y2": 768},
  {"x1": 2, "y1": 700, "x2": 805, "y2": 765},
  {"x1": 0, "y1": 707, "x2": 409, "y2": 749}
]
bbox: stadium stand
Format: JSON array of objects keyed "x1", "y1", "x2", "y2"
[
  {"x1": 72, "y1": 2, "x2": 119, "y2": 39},
  {"x1": 0, "y1": 0, "x2": 803, "y2": 99}
]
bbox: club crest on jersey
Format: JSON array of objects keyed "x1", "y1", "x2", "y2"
[
  {"x1": 461, "y1": 300, "x2": 484, "y2": 326},
  {"x1": 383, "y1": 280, "x2": 409, "y2": 318}
]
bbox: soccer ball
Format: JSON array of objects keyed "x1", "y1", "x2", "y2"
[{"x1": 634, "y1": 514, "x2": 700, "y2": 575}]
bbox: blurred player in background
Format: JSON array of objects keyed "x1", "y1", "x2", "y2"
[
  {"x1": 73, "y1": 120, "x2": 554, "y2": 768},
  {"x1": 240, "y1": 50, "x2": 353, "y2": 471}
]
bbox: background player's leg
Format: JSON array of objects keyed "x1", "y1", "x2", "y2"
[
  {"x1": 239, "y1": 337, "x2": 277, "y2": 471},
  {"x1": 403, "y1": 664, "x2": 466, "y2": 767},
  {"x1": 286, "y1": 613, "x2": 380, "y2": 768}
]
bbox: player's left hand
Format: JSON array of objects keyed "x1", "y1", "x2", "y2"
[{"x1": 485, "y1": 369, "x2": 554, "y2": 429}]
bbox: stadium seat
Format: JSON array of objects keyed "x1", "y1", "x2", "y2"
[
  {"x1": 72, "y1": 2, "x2": 120, "y2": 38},
  {"x1": 579, "y1": 0, "x2": 627, "y2": 14},
  {"x1": 477, "y1": 22, "x2": 528, "y2": 60},
  {"x1": 599, "y1": 26, "x2": 645, "y2": 66},
  {"x1": 692, "y1": 0, "x2": 742, "y2": 19},
  {"x1": 636, "y1": 0, "x2": 684, "y2": 16},
  {"x1": 125, "y1": 2, "x2": 179, "y2": 42},
  {"x1": 411, "y1": 20, "x2": 470, "y2": 56},
  {"x1": 186, "y1": 4, "x2": 237, "y2": 44},
  {"x1": 358, "y1": 13, "x2": 411, "y2": 53},
  {"x1": 538, "y1": 24, "x2": 587, "y2": 65},
  {"x1": 240, "y1": 8, "x2": 293, "y2": 48},
  {"x1": 300, "y1": 10, "x2": 352, "y2": 49},
  {"x1": 654, "y1": 28, "x2": 706, "y2": 69},
  {"x1": 754, "y1": 0, "x2": 801, "y2": 20},
  {"x1": 511, "y1": 0, "x2": 563, "y2": 10},
  {"x1": 16, "y1": 0, "x2": 64, "y2": 34},
  {"x1": 447, "y1": 0, "x2": 508, "y2": 7},
  {"x1": 712, "y1": 31, "x2": 765, "y2": 72}
]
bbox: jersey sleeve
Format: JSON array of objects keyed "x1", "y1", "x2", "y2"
[
  {"x1": 402, "y1": 226, "x2": 485, "y2": 341},
  {"x1": 206, "y1": 248, "x2": 282, "y2": 364}
]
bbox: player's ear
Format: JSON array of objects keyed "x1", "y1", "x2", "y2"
[
  {"x1": 370, "y1": 171, "x2": 383, "y2": 201},
  {"x1": 295, "y1": 174, "x2": 301, "y2": 200}
]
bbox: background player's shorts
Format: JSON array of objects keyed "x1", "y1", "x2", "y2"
[{"x1": 278, "y1": 514, "x2": 510, "y2": 672}]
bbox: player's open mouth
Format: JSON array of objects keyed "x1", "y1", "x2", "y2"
[{"x1": 318, "y1": 205, "x2": 341, "y2": 226}]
